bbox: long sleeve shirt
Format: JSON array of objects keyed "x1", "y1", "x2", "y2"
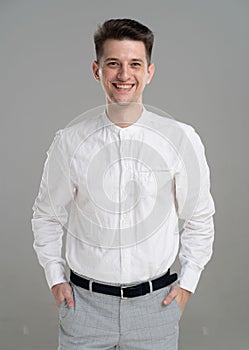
[{"x1": 31, "y1": 108, "x2": 215, "y2": 293}]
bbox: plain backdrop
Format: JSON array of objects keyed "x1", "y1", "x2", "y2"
[{"x1": 1, "y1": 1, "x2": 249, "y2": 349}]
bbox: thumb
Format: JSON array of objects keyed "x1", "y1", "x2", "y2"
[
  {"x1": 163, "y1": 287, "x2": 178, "y2": 305},
  {"x1": 64, "y1": 288, "x2": 74, "y2": 308}
]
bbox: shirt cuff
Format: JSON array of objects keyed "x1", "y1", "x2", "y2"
[
  {"x1": 44, "y1": 262, "x2": 68, "y2": 289},
  {"x1": 178, "y1": 263, "x2": 203, "y2": 293}
]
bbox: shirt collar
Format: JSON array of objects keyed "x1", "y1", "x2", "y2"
[{"x1": 101, "y1": 106, "x2": 149, "y2": 134}]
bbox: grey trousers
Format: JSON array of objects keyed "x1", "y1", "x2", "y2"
[{"x1": 58, "y1": 282, "x2": 182, "y2": 350}]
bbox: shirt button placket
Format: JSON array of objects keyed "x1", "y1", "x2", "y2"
[
  {"x1": 119, "y1": 129, "x2": 126, "y2": 280},
  {"x1": 119, "y1": 129, "x2": 125, "y2": 230}
]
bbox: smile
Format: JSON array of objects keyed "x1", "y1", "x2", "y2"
[{"x1": 112, "y1": 83, "x2": 135, "y2": 90}]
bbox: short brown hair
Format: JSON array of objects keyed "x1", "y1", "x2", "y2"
[{"x1": 94, "y1": 18, "x2": 154, "y2": 64}]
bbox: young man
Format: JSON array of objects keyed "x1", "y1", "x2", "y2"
[{"x1": 32, "y1": 19, "x2": 215, "y2": 349}]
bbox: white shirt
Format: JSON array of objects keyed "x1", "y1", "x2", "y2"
[{"x1": 32, "y1": 108, "x2": 215, "y2": 293}]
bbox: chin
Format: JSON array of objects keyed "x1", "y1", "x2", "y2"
[
  {"x1": 112, "y1": 97, "x2": 139, "y2": 106},
  {"x1": 116, "y1": 101, "x2": 133, "y2": 107}
]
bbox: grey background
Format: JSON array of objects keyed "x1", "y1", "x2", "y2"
[{"x1": 1, "y1": 0, "x2": 248, "y2": 349}]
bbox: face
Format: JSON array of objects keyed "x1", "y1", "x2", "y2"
[{"x1": 92, "y1": 39, "x2": 154, "y2": 105}]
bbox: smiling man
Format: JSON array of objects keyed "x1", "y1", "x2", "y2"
[
  {"x1": 93, "y1": 39, "x2": 154, "y2": 104},
  {"x1": 32, "y1": 18, "x2": 215, "y2": 350},
  {"x1": 92, "y1": 33, "x2": 155, "y2": 127}
]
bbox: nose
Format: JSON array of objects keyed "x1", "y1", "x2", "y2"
[{"x1": 117, "y1": 64, "x2": 130, "y2": 81}]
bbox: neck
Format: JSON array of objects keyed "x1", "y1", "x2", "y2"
[{"x1": 106, "y1": 102, "x2": 143, "y2": 128}]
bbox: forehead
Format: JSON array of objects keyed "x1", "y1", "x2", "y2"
[{"x1": 101, "y1": 39, "x2": 147, "y2": 61}]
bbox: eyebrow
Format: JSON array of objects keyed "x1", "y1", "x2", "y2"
[{"x1": 104, "y1": 58, "x2": 145, "y2": 63}]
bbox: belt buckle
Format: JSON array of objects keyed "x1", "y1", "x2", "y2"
[{"x1": 120, "y1": 285, "x2": 129, "y2": 299}]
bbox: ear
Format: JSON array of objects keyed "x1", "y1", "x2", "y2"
[
  {"x1": 92, "y1": 60, "x2": 100, "y2": 81},
  {"x1": 147, "y1": 63, "x2": 155, "y2": 84}
]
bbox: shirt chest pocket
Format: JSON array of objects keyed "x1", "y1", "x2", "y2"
[{"x1": 127, "y1": 168, "x2": 174, "y2": 198}]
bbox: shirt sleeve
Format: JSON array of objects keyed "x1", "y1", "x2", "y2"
[
  {"x1": 31, "y1": 130, "x2": 74, "y2": 289},
  {"x1": 174, "y1": 125, "x2": 215, "y2": 293}
]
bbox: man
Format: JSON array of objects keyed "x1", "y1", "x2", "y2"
[{"x1": 32, "y1": 18, "x2": 215, "y2": 349}]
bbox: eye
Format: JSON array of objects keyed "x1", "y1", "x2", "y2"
[
  {"x1": 131, "y1": 62, "x2": 141, "y2": 67},
  {"x1": 107, "y1": 61, "x2": 119, "y2": 67}
]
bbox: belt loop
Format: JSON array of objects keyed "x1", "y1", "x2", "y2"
[
  {"x1": 148, "y1": 280, "x2": 153, "y2": 293},
  {"x1": 89, "y1": 280, "x2": 93, "y2": 293}
]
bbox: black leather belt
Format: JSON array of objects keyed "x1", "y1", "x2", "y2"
[{"x1": 70, "y1": 269, "x2": 178, "y2": 299}]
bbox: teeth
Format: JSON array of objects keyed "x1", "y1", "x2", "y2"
[{"x1": 115, "y1": 84, "x2": 133, "y2": 89}]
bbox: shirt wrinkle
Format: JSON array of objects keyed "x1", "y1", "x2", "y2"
[{"x1": 32, "y1": 107, "x2": 215, "y2": 293}]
